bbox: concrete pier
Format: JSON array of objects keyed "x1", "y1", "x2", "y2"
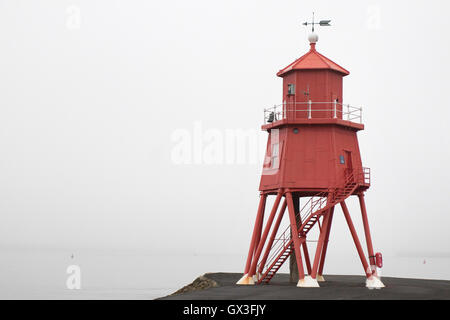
[{"x1": 159, "y1": 272, "x2": 450, "y2": 300}]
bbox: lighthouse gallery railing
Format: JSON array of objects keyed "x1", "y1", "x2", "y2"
[{"x1": 264, "y1": 101, "x2": 362, "y2": 124}]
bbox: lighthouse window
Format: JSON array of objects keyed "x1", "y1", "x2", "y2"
[
  {"x1": 339, "y1": 155, "x2": 345, "y2": 164},
  {"x1": 288, "y1": 84, "x2": 295, "y2": 95},
  {"x1": 271, "y1": 143, "x2": 279, "y2": 169}
]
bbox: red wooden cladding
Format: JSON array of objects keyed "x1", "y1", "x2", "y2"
[
  {"x1": 259, "y1": 42, "x2": 362, "y2": 192},
  {"x1": 260, "y1": 125, "x2": 364, "y2": 192}
]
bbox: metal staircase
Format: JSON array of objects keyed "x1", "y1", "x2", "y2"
[{"x1": 257, "y1": 171, "x2": 359, "y2": 284}]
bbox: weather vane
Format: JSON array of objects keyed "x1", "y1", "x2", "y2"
[{"x1": 302, "y1": 12, "x2": 331, "y2": 32}]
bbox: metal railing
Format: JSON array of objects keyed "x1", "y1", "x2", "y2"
[
  {"x1": 347, "y1": 167, "x2": 371, "y2": 185},
  {"x1": 264, "y1": 101, "x2": 363, "y2": 124},
  {"x1": 362, "y1": 167, "x2": 371, "y2": 185}
]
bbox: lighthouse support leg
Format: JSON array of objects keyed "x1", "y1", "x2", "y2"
[
  {"x1": 258, "y1": 199, "x2": 287, "y2": 275},
  {"x1": 253, "y1": 197, "x2": 267, "y2": 258},
  {"x1": 358, "y1": 193, "x2": 375, "y2": 271},
  {"x1": 237, "y1": 193, "x2": 267, "y2": 285},
  {"x1": 317, "y1": 206, "x2": 335, "y2": 281},
  {"x1": 290, "y1": 196, "x2": 312, "y2": 282},
  {"x1": 340, "y1": 201, "x2": 372, "y2": 279},
  {"x1": 286, "y1": 192, "x2": 313, "y2": 287},
  {"x1": 357, "y1": 193, "x2": 385, "y2": 289},
  {"x1": 302, "y1": 237, "x2": 312, "y2": 275},
  {"x1": 248, "y1": 191, "x2": 283, "y2": 279},
  {"x1": 309, "y1": 210, "x2": 332, "y2": 286},
  {"x1": 289, "y1": 194, "x2": 300, "y2": 283}
]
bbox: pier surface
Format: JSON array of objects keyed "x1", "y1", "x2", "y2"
[{"x1": 159, "y1": 272, "x2": 450, "y2": 300}]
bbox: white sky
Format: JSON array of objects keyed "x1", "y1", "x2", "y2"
[{"x1": 1, "y1": 0, "x2": 450, "y2": 266}]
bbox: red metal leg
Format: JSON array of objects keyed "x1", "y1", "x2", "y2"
[
  {"x1": 358, "y1": 193, "x2": 376, "y2": 271},
  {"x1": 302, "y1": 240, "x2": 312, "y2": 275},
  {"x1": 318, "y1": 206, "x2": 335, "y2": 277},
  {"x1": 286, "y1": 192, "x2": 305, "y2": 281},
  {"x1": 253, "y1": 195, "x2": 266, "y2": 257},
  {"x1": 244, "y1": 193, "x2": 267, "y2": 274},
  {"x1": 295, "y1": 196, "x2": 312, "y2": 275},
  {"x1": 258, "y1": 198, "x2": 287, "y2": 274},
  {"x1": 310, "y1": 210, "x2": 332, "y2": 279},
  {"x1": 248, "y1": 191, "x2": 283, "y2": 277},
  {"x1": 340, "y1": 200, "x2": 371, "y2": 277}
]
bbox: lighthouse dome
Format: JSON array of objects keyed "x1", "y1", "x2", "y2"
[{"x1": 308, "y1": 32, "x2": 318, "y2": 43}]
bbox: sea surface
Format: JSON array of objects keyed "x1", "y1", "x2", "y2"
[{"x1": 0, "y1": 246, "x2": 449, "y2": 299}]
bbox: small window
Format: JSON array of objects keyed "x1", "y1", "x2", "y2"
[
  {"x1": 271, "y1": 143, "x2": 280, "y2": 169},
  {"x1": 339, "y1": 155, "x2": 345, "y2": 164},
  {"x1": 288, "y1": 84, "x2": 295, "y2": 95}
]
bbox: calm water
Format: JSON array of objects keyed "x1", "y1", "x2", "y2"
[{"x1": 0, "y1": 247, "x2": 449, "y2": 299}]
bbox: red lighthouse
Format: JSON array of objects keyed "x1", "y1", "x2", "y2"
[{"x1": 237, "y1": 27, "x2": 384, "y2": 288}]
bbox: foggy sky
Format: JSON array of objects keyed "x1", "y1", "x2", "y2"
[{"x1": 1, "y1": 0, "x2": 449, "y2": 265}]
